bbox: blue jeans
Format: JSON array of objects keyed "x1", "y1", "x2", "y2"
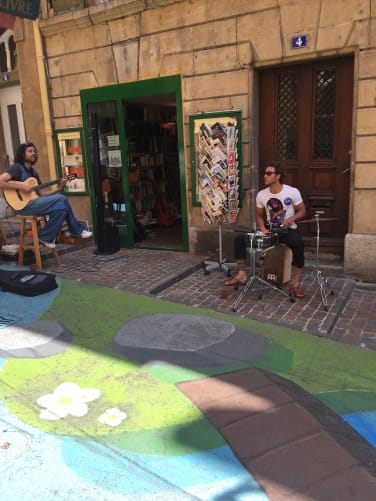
[{"x1": 18, "y1": 194, "x2": 84, "y2": 243}]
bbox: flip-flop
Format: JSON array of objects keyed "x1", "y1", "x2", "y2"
[
  {"x1": 224, "y1": 277, "x2": 247, "y2": 286},
  {"x1": 290, "y1": 286, "x2": 305, "y2": 299}
]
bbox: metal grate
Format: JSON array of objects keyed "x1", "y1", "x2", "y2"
[
  {"x1": 276, "y1": 72, "x2": 297, "y2": 160},
  {"x1": 313, "y1": 70, "x2": 336, "y2": 159}
]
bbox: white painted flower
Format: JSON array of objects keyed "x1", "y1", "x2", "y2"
[
  {"x1": 98, "y1": 408, "x2": 127, "y2": 427},
  {"x1": 37, "y1": 382, "x2": 101, "y2": 420}
]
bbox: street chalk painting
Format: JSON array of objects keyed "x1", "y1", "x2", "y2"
[{"x1": 0, "y1": 276, "x2": 375, "y2": 499}]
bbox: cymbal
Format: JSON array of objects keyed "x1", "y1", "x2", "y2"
[{"x1": 299, "y1": 217, "x2": 341, "y2": 224}]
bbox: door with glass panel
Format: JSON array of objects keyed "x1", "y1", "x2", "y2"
[
  {"x1": 259, "y1": 57, "x2": 353, "y2": 252},
  {"x1": 86, "y1": 101, "x2": 132, "y2": 248}
]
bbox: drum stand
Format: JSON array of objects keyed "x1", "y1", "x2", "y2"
[
  {"x1": 312, "y1": 212, "x2": 334, "y2": 311},
  {"x1": 203, "y1": 224, "x2": 236, "y2": 275},
  {"x1": 231, "y1": 233, "x2": 295, "y2": 312}
]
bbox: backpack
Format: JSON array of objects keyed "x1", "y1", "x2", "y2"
[{"x1": 0, "y1": 270, "x2": 58, "y2": 296}]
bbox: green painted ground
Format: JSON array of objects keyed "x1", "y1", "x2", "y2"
[{"x1": 1, "y1": 278, "x2": 375, "y2": 455}]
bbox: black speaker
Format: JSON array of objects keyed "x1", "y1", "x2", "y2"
[{"x1": 95, "y1": 224, "x2": 120, "y2": 255}]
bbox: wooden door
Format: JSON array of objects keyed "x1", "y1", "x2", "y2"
[{"x1": 259, "y1": 57, "x2": 353, "y2": 252}]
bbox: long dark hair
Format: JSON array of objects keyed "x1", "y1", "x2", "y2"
[{"x1": 14, "y1": 142, "x2": 37, "y2": 165}]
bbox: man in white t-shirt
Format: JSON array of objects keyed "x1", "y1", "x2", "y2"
[{"x1": 225, "y1": 163, "x2": 306, "y2": 298}]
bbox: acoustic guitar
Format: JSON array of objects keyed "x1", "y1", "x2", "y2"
[{"x1": 3, "y1": 174, "x2": 77, "y2": 211}]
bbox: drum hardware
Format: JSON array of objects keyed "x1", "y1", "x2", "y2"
[
  {"x1": 311, "y1": 211, "x2": 335, "y2": 311},
  {"x1": 203, "y1": 223, "x2": 237, "y2": 276},
  {"x1": 231, "y1": 231, "x2": 295, "y2": 312},
  {"x1": 299, "y1": 217, "x2": 340, "y2": 224}
]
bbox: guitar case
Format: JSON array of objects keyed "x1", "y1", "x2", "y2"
[{"x1": 0, "y1": 269, "x2": 58, "y2": 296}]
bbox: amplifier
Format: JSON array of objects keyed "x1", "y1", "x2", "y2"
[{"x1": 95, "y1": 224, "x2": 120, "y2": 255}]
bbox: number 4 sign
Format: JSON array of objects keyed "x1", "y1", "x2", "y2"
[{"x1": 291, "y1": 35, "x2": 308, "y2": 49}]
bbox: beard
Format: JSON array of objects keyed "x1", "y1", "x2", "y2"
[{"x1": 27, "y1": 155, "x2": 38, "y2": 165}]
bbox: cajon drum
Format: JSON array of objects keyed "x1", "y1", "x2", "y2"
[{"x1": 263, "y1": 244, "x2": 292, "y2": 285}]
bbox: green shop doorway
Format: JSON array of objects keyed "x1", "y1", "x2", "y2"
[{"x1": 81, "y1": 75, "x2": 188, "y2": 252}]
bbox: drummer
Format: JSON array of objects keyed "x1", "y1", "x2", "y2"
[{"x1": 225, "y1": 162, "x2": 306, "y2": 299}]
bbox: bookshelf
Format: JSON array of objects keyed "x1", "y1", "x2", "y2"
[{"x1": 125, "y1": 108, "x2": 180, "y2": 224}]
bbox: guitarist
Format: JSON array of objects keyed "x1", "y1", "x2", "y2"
[{"x1": 0, "y1": 142, "x2": 92, "y2": 248}]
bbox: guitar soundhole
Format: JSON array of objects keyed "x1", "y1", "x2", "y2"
[{"x1": 16, "y1": 190, "x2": 23, "y2": 201}]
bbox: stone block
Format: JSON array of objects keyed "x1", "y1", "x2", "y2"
[
  {"x1": 359, "y1": 49, "x2": 376, "y2": 78},
  {"x1": 348, "y1": 19, "x2": 370, "y2": 49},
  {"x1": 183, "y1": 97, "x2": 232, "y2": 116},
  {"x1": 237, "y1": 10, "x2": 282, "y2": 62},
  {"x1": 53, "y1": 95, "x2": 82, "y2": 118},
  {"x1": 230, "y1": 94, "x2": 249, "y2": 118},
  {"x1": 139, "y1": 18, "x2": 237, "y2": 74},
  {"x1": 160, "y1": 52, "x2": 194, "y2": 77},
  {"x1": 108, "y1": 14, "x2": 140, "y2": 42},
  {"x1": 352, "y1": 190, "x2": 376, "y2": 233},
  {"x1": 113, "y1": 40, "x2": 139, "y2": 82},
  {"x1": 60, "y1": 24, "x2": 111, "y2": 54},
  {"x1": 55, "y1": 117, "x2": 83, "y2": 129},
  {"x1": 238, "y1": 42, "x2": 253, "y2": 67},
  {"x1": 207, "y1": 0, "x2": 277, "y2": 21},
  {"x1": 357, "y1": 79, "x2": 376, "y2": 107},
  {"x1": 344, "y1": 233, "x2": 376, "y2": 281},
  {"x1": 190, "y1": 19, "x2": 237, "y2": 50},
  {"x1": 354, "y1": 164, "x2": 376, "y2": 188},
  {"x1": 357, "y1": 108, "x2": 376, "y2": 135},
  {"x1": 51, "y1": 73, "x2": 97, "y2": 98},
  {"x1": 193, "y1": 46, "x2": 241, "y2": 74},
  {"x1": 184, "y1": 70, "x2": 249, "y2": 100},
  {"x1": 317, "y1": 23, "x2": 354, "y2": 51},
  {"x1": 320, "y1": 0, "x2": 369, "y2": 25},
  {"x1": 355, "y1": 135, "x2": 376, "y2": 162},
  {"x1": 48, "y1": 47, "x2": 117, "y2": 84},
  {"x1": 141, "y1": 0, "x2": 206, "y2": 34},
  {"x1": 45, "y1": 33, "x2": 66, "y2": 57}
]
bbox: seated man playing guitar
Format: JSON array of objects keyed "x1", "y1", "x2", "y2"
[{"x1": 0, "y1": 142, "x2": 92, "y2": 248}]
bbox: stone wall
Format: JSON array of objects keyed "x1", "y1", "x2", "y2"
[{"x1": 36, "y1": 0, "x2": 376, "y2": 278}]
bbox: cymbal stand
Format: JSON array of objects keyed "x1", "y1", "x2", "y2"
[
  {"x1": 232, "y1": 233, "x2": 295, "y2": 312},
  {"x1": 313, "y1": 212, "x2": 334, "y2": 311}
]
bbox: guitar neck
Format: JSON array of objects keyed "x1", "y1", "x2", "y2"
[{"x1": 33, "y1": 179, "x2": 60, "y2": 191}]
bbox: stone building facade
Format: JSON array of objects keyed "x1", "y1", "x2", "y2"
[{"x1": 7, "y1": 0, "x2": 376, "y2": 280}]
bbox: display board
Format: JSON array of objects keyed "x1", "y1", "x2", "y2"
[
  {"x1": 55, "y1": 128, "x2": 87, "y2": 195},
  {"x1": 189, "y1": 110, "x2": 242, "y2": 224}
]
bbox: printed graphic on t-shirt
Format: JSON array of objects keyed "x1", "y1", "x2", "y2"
[{"x1": 266, "y1": 197, "x2": 285, "y2": 226}]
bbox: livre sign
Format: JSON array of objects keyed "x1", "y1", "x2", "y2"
[{"x1": 0, "y1": 0, "x2": 39, "y2": 20}]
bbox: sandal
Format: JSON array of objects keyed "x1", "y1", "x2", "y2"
[
  {"x1": 224, "y1": 276, "x2": 247, "y2": 287},
  {"x1": 290, "y1": 286, "x2": 305, "y2": 299}
]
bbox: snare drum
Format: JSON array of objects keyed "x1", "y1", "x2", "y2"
[{"x1": 246, "y1": 231, "x2": 279, "y2": 249}]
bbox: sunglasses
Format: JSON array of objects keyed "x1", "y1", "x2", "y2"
[{"x1": 264, "y1": 171, "x2": 277, "y2": 176}]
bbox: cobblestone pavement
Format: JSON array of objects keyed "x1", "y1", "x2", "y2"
[{"x1": 37, "y1": 242, "x2": 376, "y2": 351}]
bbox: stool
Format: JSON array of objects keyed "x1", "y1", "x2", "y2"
[
  {"x1": 0, "y1": 221, "x2": 7, "y2": 246},
  {"x1": 17, "y1": 215, "x2": 60, "y2": 269}
]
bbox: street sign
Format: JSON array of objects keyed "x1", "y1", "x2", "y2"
[
  {"x1": 0, "y1": 0, "x2": 40, "y2": 21},
  {"x1": 291, "y1": 35, "x2": 308, "y2": 50}
]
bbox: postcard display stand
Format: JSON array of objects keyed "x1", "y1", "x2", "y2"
[{"x1": 192, "y1": 113, "x2": 240, "y2": 275}]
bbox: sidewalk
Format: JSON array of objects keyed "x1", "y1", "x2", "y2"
[
  {"x1": 1, "y1": 233, "x2": 376, "y2": 500},
  {"x1": 37, "y1": 242, "x2": 376, "y2": 351}
]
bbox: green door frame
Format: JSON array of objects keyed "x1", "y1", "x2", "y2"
[{"x1": 80, "y1": 74, "x2": 188, "y2": 251}]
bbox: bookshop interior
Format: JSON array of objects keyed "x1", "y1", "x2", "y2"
[{"x1": 95, "y1": 95, "x2": 183, "y2": 250}]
